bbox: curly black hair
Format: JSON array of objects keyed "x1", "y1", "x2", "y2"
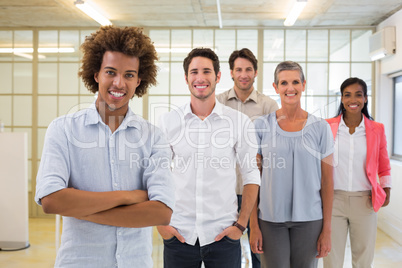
[{"x1": 79, "y1": 26, "x2": 158, "y2": 97}]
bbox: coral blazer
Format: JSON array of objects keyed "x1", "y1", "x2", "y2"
[{"x1": 326, "y1": 115, "x2": 391, "y2": 212}]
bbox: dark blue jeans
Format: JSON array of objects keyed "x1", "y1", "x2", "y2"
[
  {"x1": 163, "y1": 236, "x2": 241, "y2": 268},
  {"x1": 238, "y1": 194, "x2": 261, "y2": 268}
]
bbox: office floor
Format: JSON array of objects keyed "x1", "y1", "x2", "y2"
[{"x1": 1, "y1": 218, "x2": 402, "y2": 268}]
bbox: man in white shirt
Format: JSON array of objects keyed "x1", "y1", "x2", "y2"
[
  {"x1": 157, "y1": 48, "x2": 260, "y2": 268},
  {"x1": 216, "y1": 48, "x2": 278, "y2": 268}
]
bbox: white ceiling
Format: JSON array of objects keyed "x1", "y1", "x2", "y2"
[{"x1": 0, "y1": 0, "x2": 401, "y2": 28}]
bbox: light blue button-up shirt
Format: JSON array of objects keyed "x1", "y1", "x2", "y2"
[{"x1": 35, "y1": 104, "x2": 175, "y2": 268}]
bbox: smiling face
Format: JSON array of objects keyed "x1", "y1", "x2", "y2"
[
  {"x1": 273, "y1": 70, "x2": 305, "y2": 105},
  {"x1": 185, "y1": 56, "x2": 221, "y2": 100},
  {"x1": 94, "y1": 51, "x2": 141, "y2": 116},
  {"x1": 231, "y1": 57, "x2": 257, "y2": 93},
  {"x1": 341, "y1": 83, "x2": 367, "y2": 116}
]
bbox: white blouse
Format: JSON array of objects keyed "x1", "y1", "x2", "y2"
[{"x1": 333, "y1": 116, "x2": 373, "y2": 191}]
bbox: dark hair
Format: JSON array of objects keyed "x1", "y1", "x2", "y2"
[
  {"x1": 274, "y1": 61, "x2": 305, "y2": 86},
  {"x1": 79, "y1": 25, "x2": 158, "y2": 97},
  {"x1": 183, "y1": 48, "x2": 220, "y2": 77},
  {"x1": 229, "y1": 48, "x2": 258, "y2": 71},
  {"x1": 336, "y1": 77, "x2": 373, "y2": 120}
]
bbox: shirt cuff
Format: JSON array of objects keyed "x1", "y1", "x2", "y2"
[{"x1": 380, "y1": 175, "x2": 392, "y2": 188}]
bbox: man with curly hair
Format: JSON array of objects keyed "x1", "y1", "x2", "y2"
[{"x1": 35, "y1": 26, "x2": 175, "y2": 267}]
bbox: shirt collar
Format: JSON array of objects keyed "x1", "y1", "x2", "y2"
[
  {"x1": 85, "y1": 102, "x2": 102, "y2": 126},
  {"x1": 340, "y1": 115, "x2": 366, "y2": 130},
  {"x1": 84, "y1": 101, "x2": 142, "y2": 130},
  {"x1": 227, "y1": 87, "x2": 258, "y2": 103},
  {"x1": 182, "y1": 99, "x2": 224, "y2": 119}
]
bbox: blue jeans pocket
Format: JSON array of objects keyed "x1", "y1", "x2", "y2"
[
  {"x1": 223, "y1": 236, "x2": 240, "y2": 244},
  {"x1": 163, "y1": 236, "x2": 177, "y2": 244}
]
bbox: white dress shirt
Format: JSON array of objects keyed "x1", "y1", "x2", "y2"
[
  {"x1": 333, "y1": 116, "x2": 372, "y2": 191},
  {"x1": 216, "y1": 88, "x2": 279, "y2": 194},
  {"x1": 158, "y1": 100, "x2": 260, "y2": 247}
]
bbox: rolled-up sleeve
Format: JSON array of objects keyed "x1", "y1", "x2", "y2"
[
  {"x1": 143, "y1": 125, "x2": 175, "y2": 211},
  {"x1": 236, "y1": 114, "x2": 260, "y2": 186},
  {"x1": 35, "y1": 119, "x2": 70, "y2": 205}
]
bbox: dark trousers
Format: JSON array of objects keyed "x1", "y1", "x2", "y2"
[
  {"x1": 259, "y1": 219, "x2": 322, "y2": 268},
  {"x1": 163, "y1": 236, "x2": 241, "y2": 268},
  {"x1": 238, "y1": 194, "x2": 261, "y2": 268}
]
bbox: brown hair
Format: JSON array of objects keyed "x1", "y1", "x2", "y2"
[
  {"x1": 228, "y1": 48, "x2": 258, "y2": 71},
  {"x1": 183, "y1": 48, "x2": 220, "y2": 77},
  {"x1": 79, "y1": 26, "x2": 158, "y2": 97}
]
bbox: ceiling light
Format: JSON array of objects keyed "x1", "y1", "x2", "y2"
[
  {"x1": 39, "y1": 48, "x2": 75, "y2": 53},
  {"x1": 0, "y1": 48, "x2": 32, "y2": 53},
  {"x1": 284, "y1": 0, "x2": 307, "y2": 27},
  {"x1": 156, "y1": 48, "x2": 192, "y2": 53},
  {"x1": 0, "y1": 48, "x2": 75, "y2": 53},
  {"x1": 13, "y1": 52, "x2": 46, "y2": 60},
  {"x1": 74, "y1": 0, "x2": 112, "y2": 26},
  {"x1": 216, "y1": 0, "x2": 223, "y2": 29}
]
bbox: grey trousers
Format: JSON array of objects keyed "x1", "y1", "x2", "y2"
[
  {"x1": 323, "y1": 190, "x2": 377, "y2": 268},
  {"x1": 259, "y1": 218, "x2": 323, "y2": 268}
]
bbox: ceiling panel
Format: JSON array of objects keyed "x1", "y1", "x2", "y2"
[{"x1": 0, "y1": 0, "x2": 401, "y2": 28}]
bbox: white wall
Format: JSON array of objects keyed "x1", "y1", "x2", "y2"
[{"x1": 375, "y1": 8, "x2": 402, "y2": 245}]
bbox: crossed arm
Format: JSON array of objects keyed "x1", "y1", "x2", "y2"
[{"x1": 41, "y1": 188, "x2": 172, "y2": 228}]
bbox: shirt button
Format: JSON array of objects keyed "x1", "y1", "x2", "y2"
[
  {"x1": 118, "y1": 232, "x2": 122, "y2": 235},
  {"x1": 111, "y1": 159, "x2": 115, "y2": 164},
  {"x1": 114, "y1": 183, "x2": 118, "y2": 187},
  {"x1": 117, "y1": 255, "x2": 120, "y2": 258}
]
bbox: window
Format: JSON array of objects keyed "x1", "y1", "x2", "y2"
[
  {"x1": 393, "y1": 75, "x2": 402, "y2": 158},
  {"x1": 0, "y1": 27, "x2": 376, "y2": 216}
]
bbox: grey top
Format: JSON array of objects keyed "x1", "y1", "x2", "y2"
[
  {"x1": 217, "y1": 88, "x2": 279, "y2": 194},
  {"x1": 255, "y1": 112, "x2": 334, "y2": 223}
]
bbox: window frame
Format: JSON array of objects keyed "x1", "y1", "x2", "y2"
[{"x1": 392, "y1": 75, "x2": 402, "y2": 160}]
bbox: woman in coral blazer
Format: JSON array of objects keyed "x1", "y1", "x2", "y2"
[{"x1": 324, "y1": 77, "x2": 392, "y2": 268}]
